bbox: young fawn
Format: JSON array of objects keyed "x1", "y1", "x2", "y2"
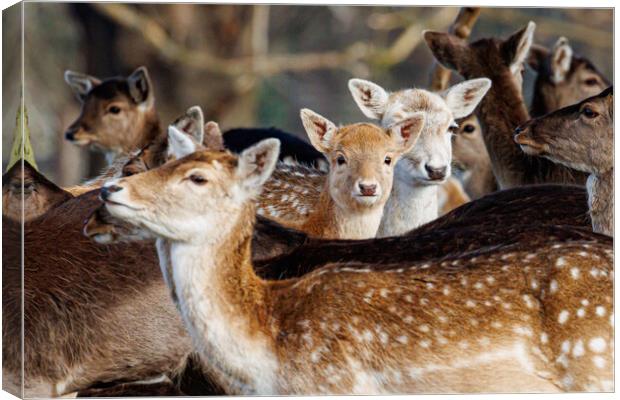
[
  {"x1": 64, "y1": 67, "x2": 160, "y2": 163},
  {"x1": 528, "y1": 37, "x2": 610, "y2": 117},
  {"x1": 101, "y1": 140, "x2": 612, "y2": 394},
  {"x1": 424, "y1": 22, "x2": 588, "y2": 189},
  {"x1": 260, "y1": 109, "x2": 424, "y2": 239},
  {"x1": 348, "y1": 78, "x2": 490, "y2": 235},
  {"x1": 514, "y1": 87, "x2": 613, "y2": 236}
]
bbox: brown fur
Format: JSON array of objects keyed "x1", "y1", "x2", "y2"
[
  {"x1": 437, "y1": 176, "x2": 470, "y2": 215},
  {"x1": 424, "y1": 24, "x2": 589, "y2": 189},
  {"x1": 104, "y1": 148, "x2": 613, "y2": 394},
  {"x1": 515, "y1": 87, "x2": 613, "y2": 236},
  {"x1": 2, "y1": 161, "x2": 74, "y2": 222}
]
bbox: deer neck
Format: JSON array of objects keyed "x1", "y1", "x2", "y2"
[
  {"x1": 587, "y1": 169, "x2": 613, "y2": 236},
  {"x1": 135, "y1": 111, "x2": 162, "y2": 149},
  {"x1": 301, "y1": 184, "x2": 383, "y2": 239},
  {"x1": 378, "y1": 173, "x2": 438, "y2": 237},
  {"x1": 473, "y1": 69, "x2": 532, "y2": 189},
  {"x1": 165, "y1": 205, "x2": 279, "y2": 394}
]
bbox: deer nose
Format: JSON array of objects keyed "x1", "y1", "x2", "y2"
[
  {"x1": 65, "y1": 131, "x2": 75, "y2": 141},
  {"x1": 100, "y1": 185, "x2": 123, "y2": 201},
  {"x1": 358, "y1": 183, "x2": 377, "y2": 196},
  {"x1": 425, "y1": 165, "x2": 447, "y2": 181}
]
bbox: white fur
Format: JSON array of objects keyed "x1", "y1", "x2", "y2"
[
  {"x1": 168, "y1": 126, "x2": 197, "y2": 159},
  {"x1": 551, "y1": 37, "x2": 573, "y2": 84}
]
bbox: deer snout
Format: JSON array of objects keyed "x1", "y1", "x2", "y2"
[
  {"x1": 358, "y1": 182, "x2": 378, "y2": 196},
  {"x1": 100, "y1": 184, "x2": 123, "y2": 201},
  {"x1": 424, "y1": 165, "x2": 448, "y2": 181},
  {"x1": 64, "y1": 123, "x2": 81, "y2": 141}
]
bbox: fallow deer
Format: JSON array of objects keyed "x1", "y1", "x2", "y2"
[
  {"x1": 424, "y1": 22, "x2": 589, "y2": 189},
  {"x1": 101, "y1": 142, "x2": 613, "y2": 394},
  {"x1": 64, "y1": 67, "x2": 161, "y2": 164},
  {"x1": 258, "y1": 109, "x2": 424, "y2": 239},
  {"x1": 514, "y1": 86, "x2": 613, "y2": 236},
  {"x1": 347, "y1": 77, "x2": 490, "y2": 235},
  {"x1": 528, "y1": 37, "x2": 610, "y2": 117},
  {"x1": 2, "y1": 160, "x2": 73, "y2": 222}
]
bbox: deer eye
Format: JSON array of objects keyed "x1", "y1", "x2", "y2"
[
  {"x1": 582, "y1": 107, "x2": 598, "y2": 119},
  {"x1": 108, "y1": 106, "x2": 121, "y2": 114},
  {"x1": 336, "y1": 155, "x2": 347, "y2": 166},
  {"x1": 384, "y1": 156, "x2": 392, "y2": 166},
  {"x1": 189, "y1": 174, "x2": 207, "y2": 185},
  {"x1": 584, "y1": 78, "x2": 599, "y2": 87},
  {"x1": 463, "y1": 124, "x2": 476, "y2": 134}
]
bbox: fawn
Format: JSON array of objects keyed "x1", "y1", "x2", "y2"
[
  {"x1": 424, "y1": 22, "x2": 589, "y2": 189},
  {"x1": 347, "y1": 78, "x2": 490, "y2": 235},
  {"x1": 101, "y1": 140, "x2": 612, "y2": 394},
  {"x1": 64, "y1": 67, "x2": 160, "y2": 163},
  {"x1": 2, "y1": 161, "x2": 73, "y2": 222},
  {"x1": 514, "y1": 87, "x2": 613, "y2": 236},
  {"x1": 259, "y1": 109, "x2": 424, "y2": 239},
  {"x1": 528, "y1": 37, "x2": 610, "y2": 117}
]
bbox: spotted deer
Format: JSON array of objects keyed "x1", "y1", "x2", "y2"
[
  {"x1": 424, "y1": 22, "x2": 589, "y2": 189},
  {"x1": 259, "y1": 109, "x2": 424, "y2": 239},
  {"x1": 101, "y1": 140, "x2": 613, "y2": 394},
  {"x1": 515, "y1": 86, "x2": 613, "y2": 236},
  {"x1": 64, "y1": 67, "x2": 161, "y2": 164},
  {"x1": 347, "y1": 77, "x2": 490, "y2": 235},
  {"x1": 528, "y1": 37, "x2": 610, "y2": 117},
  {"x1": 2, "y1": 160, "x2": 73, "y2": 222}
]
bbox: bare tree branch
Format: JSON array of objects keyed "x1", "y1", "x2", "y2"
[
  {"x1": 429, "y1": 7, "x2": 481, "y2": 91},
  {"x1": 92, "y1": 3, "x2": 455, "y2": 77}
]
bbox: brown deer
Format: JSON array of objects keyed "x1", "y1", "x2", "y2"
[
  {"x1": 64, "y1": 67, "x2": 160, "y2": 164},
  {"x1": 528, "y1": 37, "x2": 610, "y2": 117},
  {"x1": 424, "y1": 22, "x2": 588, "y2": 189},
  {"x1": 514, "y1": 86, "x2": 613, "y2": 236},
  {"x1": 2, "y1": 160, "x2": 73, "y2": 222},
  {"x1": 260, "y1": 109, "x2": 423, "y2": 239},
  {"x1": 348, "y1": 78, "x2": 490, "y2": 235},
  {"x1": 100, "y1": 142, "x2": 613, "y2": 394}
]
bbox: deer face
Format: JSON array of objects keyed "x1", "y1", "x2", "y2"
[
  {"x1": 101, "y1": 140, "x2": 280, "y2": 242},
  {"x1": 64, "y1": 67, "x2": 156, "y2": 155},
  {"x1": 528, "y1": 37, "x2": 609, "y2": 114},
  {"x1": 300, "y1": 109, "x2": 424, "y2": 212},
  {"x1": 424, "y1": 22, "x2": 536, "y2": 90},
  {"x1": 451, "y1": 115, "x2": 488, "y2": 174},
  {"x1": 514, "y1": 86, "x2": 613, "y2": 174},
  {"x1": 348, "y1": 78, "x2": 490, "y2": 186}
]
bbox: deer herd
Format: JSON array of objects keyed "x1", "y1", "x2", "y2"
[{"x1": 2, "y1": 20, "x2": 614, "y2": 396}]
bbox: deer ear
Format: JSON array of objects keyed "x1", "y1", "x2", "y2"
[
  {"x1": 501, "y1": 21, "x2": 536, "y2": 75},
  {"x1": 550, "y1": 37, "x2": 573, "y2": 84},
  {"x1": 388, "y1": 112, "x2": 425, "y2": 154},
  {"x1": 526, "y1": 43, "x2": 549, "y2": 71},
  {"x1": 127, "y1": 66, "x2": 153, "y2": 106},
  {"x1": 237, "y1": 138, "x2": 280, "y2": 191},
  {"x1": 300, "y1": 109, "x2": 337, "y2": 153},
  {"x1": 64, "y1": 70, "x2": 101, "y2": 101},
  {"x1": 442, "y1": 78, "x2": 491, "y2": 119},
  {"x1": 203, "y1": 121, "x2": 225, "y2": 151},
  {"x1": 167, "y1": 126, "x2": 197, "y2": 159},
  {"x1": 348, "y1": 78, "x2": 389, "y2": 120},
  {"x1": 423, "y1": 30, "x2": 467, "y2": 72},
  {"x1": 172, "y1": 106, "x2": 205, "y2": 144}
]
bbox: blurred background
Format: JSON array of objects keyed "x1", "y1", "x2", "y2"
[{"x1": 2, "y1": 4, "x2": 613, "y2": 186}]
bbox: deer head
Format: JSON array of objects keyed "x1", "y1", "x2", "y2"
[
  {"x1": 424, "y1": 22, "x2": 536, "y2": 91},
  {"x1": 348, "y1": 78, "x2": 490, "y2": 185},
  {"x1": 2, "y1": 160, "x2": 73, "y2": 222},
  {"x1": 300, "y1": 108, "x2": 424, "y2": 212},
  {"x1": 84, "y1": 106, "x2": 224, "y2": 244},
  {"x1": 528, "y1": 37, "x2": 610, "y2": 116},
  {"x1": 514, "y1": 86, "x2": 613, "y2": 175},
  {"x1": 64, "y1": 66, "x2": 159, "y2": 158},
  {"x1": 100, "y1": 140, "x2": 280, "y2": 243}
]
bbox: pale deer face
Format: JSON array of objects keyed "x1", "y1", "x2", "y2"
[
  {"x1": 451, "y1": 114, "x2": 488, "y2": 174},
  {"x1": 424, "y1": 22, "x2": 536, "y2": 92},
  {"x1": 300, "y1": 109, "x2": 424, "y2": 213},
  {"x1": 514, "y1": 86, "x2": 613, "y2": 174},
  {"x1": 529, "y1": 37, "x2": 609, "y2": 115},
  {"x1": 100, "y1": 138, "x2": 280, "y2": 243},
  {"x1": 348, "y1": 78, "x2": 490, "y2": 186},
  {"x1": 64, "y1": 67, "x2": 156, "y2": 154}
]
